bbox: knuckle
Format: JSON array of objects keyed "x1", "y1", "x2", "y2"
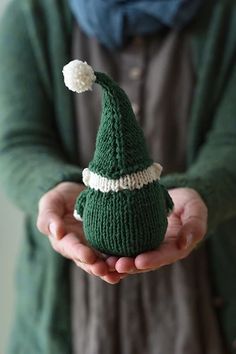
[
  {"x1": 60, "y1": 245, "x2": 69, "y2": 258},
  {"x1": 50, "y1": 240, "x2": 58, "y2": 252},
  {"x1": 73, "y1": 258, "x2": 82, "y2": 266},
  {"x1": 56, "y1": 243, "x2": 66, "y2": 257},
  {"x1": 49, "y1": 239, "x2": 62, "y2": 255},
  {"x1": 48, "y1": 238, "x2": 70, "y2": 259},
  {"x1": 74, "y1": 260, "x2": 93, "y2": 275}
]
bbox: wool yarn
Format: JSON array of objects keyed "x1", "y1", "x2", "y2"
[{"x1": 63, "y1": 60, "x2": 174, "y2": 256}]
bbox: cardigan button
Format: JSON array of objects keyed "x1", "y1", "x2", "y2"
[
  {"x1": 213, "y1": 296, "x2": 224, "y2": 308},
  {"x1": 129, "y1": 67, "x2": 142, "y2": 80}
]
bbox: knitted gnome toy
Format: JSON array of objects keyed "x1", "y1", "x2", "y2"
[{"x1": 62, "y1": 60, "x2": 174, "y2": 257}]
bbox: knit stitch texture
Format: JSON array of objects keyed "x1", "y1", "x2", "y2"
[
  {"x1": 71, "y1": 70, "x2": 173, "y2": 256},
  {"x1": 89, "y1": 72, "x2": 153, "y2": 178},
  {"x1": 77, "y1": 182, "x2": 173, "y2": 256}
]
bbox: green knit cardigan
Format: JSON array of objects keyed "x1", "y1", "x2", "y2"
[{"x1": 0, "y1": 0, "x2": 236, "y2": 353}]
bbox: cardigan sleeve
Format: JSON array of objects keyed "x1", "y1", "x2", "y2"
[
  {"x1": 161, "y1": 58, "x2": 236, "y2": 233},
  {"x1": 0, "y1": 3, "x2": 82, "y2": 216}
]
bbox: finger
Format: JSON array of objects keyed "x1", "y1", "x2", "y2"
[
  {"x1": 62, "y1": 233, "x2": 98, "y2": 264},
  {"x1": 177, "y1": 217, "x2": 207, "y2": 250},
  {"x1": 51, "y1": 233, "x2": 98, "y2": 264},
  {"x1": 89, "y1": 259, "x2": 109, "y2": 277},
  {"x1": 134, "y1": 241, "x2": 180, "y2": 270},
  {"x1": 101, "y1": 272, "x2": 126, "y2": 284},
  {"x1": 177, "y1": 195, "x2": 207, "y2": 249},
  {"x1": 73, "y1": 260, "x2": 94, "y2": 275},
  {"x1": 49, "y1": 219, "x2": 65, "y2": 240},
  {"x1": 74, "y1": 258, "x2": 109, "y2": 277},
  {"x1": 92, "y1": 249, "x2": 110, "y2": 260},
  {"x1": 48, "y1": 235, "x2": 71, "y2": 259},
  {"x1": 115, "y1": 257, "x2": 137, "y2": 273},
  {"x1": 105, "y1": 256, "x2": 119, "y2": 271},
  {"x1": 74, "y1": 257, "x2": 126, "y2": 281},
  {"x1": 37, "y1": 194, "x2": 65, "y2": 239},
  {"x1": 75, "y1": 260, "x2": 108, "y2": 277},
  {"x1": 37, "y1": 209, "x2": 65, "y2": 239},
  {"x1": 75, "y1": 254, "x2": 127, "y2": 283}
]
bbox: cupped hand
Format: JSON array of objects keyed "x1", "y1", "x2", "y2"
[
  {"x1": 37, "y1": 182, "x2": 125, "y2": 284},
  {"x1": 112, "y1": 188, "x2": 208, "y2": 274}
]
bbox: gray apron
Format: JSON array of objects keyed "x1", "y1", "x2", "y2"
[{"x1": 70, "y1": 25, "x2": 225, "y2": 354}]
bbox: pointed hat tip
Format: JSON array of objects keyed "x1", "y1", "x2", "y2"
[{"x1": 62, "y1": 60, "x2": 96, "y2": 93}]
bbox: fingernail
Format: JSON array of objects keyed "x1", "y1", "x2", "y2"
[
  {"x1": 49, "y1": 223, "x2": 57, "y2": 238},
  {"x1": 185, "y1": 234, "x2": 193, "y2": 249}
]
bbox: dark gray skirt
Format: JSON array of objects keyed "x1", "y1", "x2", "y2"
[{"x1": 71, "y1": 246, "x2": 224, "y2": 354}]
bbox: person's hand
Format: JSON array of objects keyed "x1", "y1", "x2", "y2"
[
  {"x1": 37, "y1": 182, "x2": 125, "y2": 284},
  {"x1": 111, "y1": 188, "x2": 208, "y2": 274}
]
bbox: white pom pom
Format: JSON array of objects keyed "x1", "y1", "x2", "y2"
[{"x1": 62, "y1": 60, "x2": 96, "y2": 93}]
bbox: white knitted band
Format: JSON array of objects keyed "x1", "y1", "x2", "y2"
[
  {"x1": 82, "y1": 163, "x2": 163, "y2": 192},
  {"x1": 73, "y1": 209, "x2": 83, "y2": 221}
]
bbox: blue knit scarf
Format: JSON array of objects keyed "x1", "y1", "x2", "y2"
[{"x1": 69, "y1": 0, "x2": 202, "y2": 49}]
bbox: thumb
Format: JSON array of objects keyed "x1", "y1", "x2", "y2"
[
  {"x1": 177, "y1": 203, "x2": 207, "y2": 250},
  {"x1": 177, "y1": 220, "x2": 204, "y2": 250},
  {"x1": 37, "y1": 192, "x2": 65, "y2": 240}
]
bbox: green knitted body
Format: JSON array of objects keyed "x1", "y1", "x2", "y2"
[
  {"x1": 63, "y1": 68, "x2": 174, "y2": 256},
  {"x1": 67, "y1": 70, "x2": 174, "y2": 256},
  {"x1": 75, "y1": 181, "x2": 173, "y2": 256}
]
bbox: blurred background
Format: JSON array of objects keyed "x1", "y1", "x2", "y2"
[{"x1": 0, "y1": 2, "x2": 24, "y2": 353}]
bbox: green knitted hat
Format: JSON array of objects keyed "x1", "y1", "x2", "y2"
[{"x1": 63, "y1": 60, "x2": 174, "y2": 256}]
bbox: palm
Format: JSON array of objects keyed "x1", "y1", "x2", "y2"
[
  {"x1": 37, "y1": 182, "x2": 125, "y2": 284},
  {"x1": 38, "y1": 184, "x2": 207, "y2": 279},
  {"x1": 112, "y1": 188, "x2": 208, "y2": 274}
]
